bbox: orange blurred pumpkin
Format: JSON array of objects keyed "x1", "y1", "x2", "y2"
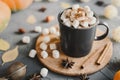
[
  {"x1": 114, "y1": 70, "x2": 120, "y2": 80},
  {"x1": 0, "y1": 1, "x2": 11, "y2": 32},
  {"x1": 1, "y1": 0, "x2": 33, "y2": 12}
]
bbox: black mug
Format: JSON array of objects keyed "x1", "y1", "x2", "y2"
[{"x1": 58, "y1": 10, "x2": 109, "y2": 58}]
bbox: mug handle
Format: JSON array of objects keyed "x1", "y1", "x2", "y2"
[{"x1": 94, "y1": 22, "x2": 109, "y2": 40}]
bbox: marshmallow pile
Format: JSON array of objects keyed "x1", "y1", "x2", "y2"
[
  {"x1": 61, "y1": 5, "x2": 97, "y2": 29},
  {"x1": 39, "y1": 26, "x2": 60, "y2": 59}
]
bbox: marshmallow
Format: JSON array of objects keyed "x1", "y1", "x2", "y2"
[
  {"x1": 64, "y1": 19, "x2": 71, "y2": 27},
  {"x1": 112, "y1": 0, "x2": 120, "y2": 7},
  {"x1": 72, "y1": 20, "x2": 79, "y2": 28},
  {"x1": 34, "y1": 26, "x2": 42, "y2": 33},
  {"x1": 65, "y1": 9, "x2": 72, "y2": 17},
  {"x1": 72, "y1": 4, "x2": 80, "y2": 10},
  {"x1": 84, "y1": 6, "x2": 91, "y2": 12},
  {"x1": 40, "y1": 42, "x2": 48, "y2": 50},
  {"x1": 104, "y1": 5, "x2": 118, "y2": 19},
  {"x1": 41, "y1": 51, "x2": 48, "y2": 58},
  {"x1": 77, "y1": 17, "x2": 86, "y2": 21},
  {"x1": 52, "y1": 50, "x2": 60, "y2": 58},
  {"x1": 87, "y1": 11, "x2": 94, "y2": 18},
  {"x1": 81, "y1": 21, "x2": 89, "y2": 28},
  {"x1": 50, "y1": 43, "x2": 56, "y2": 50},
  {"x1": 22, "y1": 36, "x2": 30, "y2": 44},
  {"x1": 42, "y1": 28, "x2": 49, "y2": 35},
  {"x1": 61, "y1": 12, "x2": 66, "y2": 21},
  {"x1": 29, "y1": 49, "x2": 37, "y2": 58},
  {"x1": 43, "y1": 36, "x2": 50, "y2": 43},
  {"x1": 49, "y1": 27, "x2": 57, "y2": 34},
  {"x1": 40, "y1": 68, "x2": 48, "y2": 77},
  {"x1": 89, "y1": 17, "x2": 96, "y2": 25},
  {"x1": 56, "y1": 31, "x2": 60, "y2": 36}
]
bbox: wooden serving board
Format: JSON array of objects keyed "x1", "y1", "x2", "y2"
[{"x1": 36, "y1": 29, "x2": 113, "y2": 76}]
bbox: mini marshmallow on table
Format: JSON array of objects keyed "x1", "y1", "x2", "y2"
[
  {"x1": 29, "y1": 49, "x2": 37, "y2": 58},
  {"x1": 52, "y1": 50, "x2": 60, "y2": 58},
  {"x1": 42, "y1": 28, "x2": 49, "y2": 35},
  {"x1": 41, "y1": 51, "x2": 48, "y2": 58},
  {"x1": 40, "y1": 68, "x2": 48, "y2": 77},
  {"x1": 43, "y1": 36, "x2": 50, "y2": 43},
  {"x1": 49, "y1": 27, "x2": 57, "y2": 34},
  {"x1": 34, "y1": 26, "x2": 42, "y2": 33},
  {"x1": 22, "y1": 36, "x2": 30, "y2": 44},
  {"x1": 40, "y1": 42, "x2": 48, "y2": 50}
]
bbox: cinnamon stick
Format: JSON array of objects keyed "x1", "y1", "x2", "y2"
[
  {"x1": 96, "y1": 42, "x2": 111, "y2": 65},
  {"x1": 80, "y1": 45, "x2": 106, "y2": 69}
]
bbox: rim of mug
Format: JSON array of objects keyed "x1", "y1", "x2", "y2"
[{"x1": 58, "y1": 7, "x2": 99, "y2": 30}]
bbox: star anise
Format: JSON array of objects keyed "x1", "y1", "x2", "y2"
[
  {"x1": 29, "y1": 73, "x2": 41, "y2": 80},
  {"x1": 79, "y1": 74, "x2": 89, "y2": 80},
  {"x1": 61, "y1": 58, "x2": 75, "y2": 69}
]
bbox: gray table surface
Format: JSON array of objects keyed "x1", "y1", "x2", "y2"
[{"x1": 0, "y1": 0, "x2": 120, "y2": 80}]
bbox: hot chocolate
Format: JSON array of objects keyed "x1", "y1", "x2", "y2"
[{"x1": 61, "y1": 4, "x2": 96, "y2": 29}]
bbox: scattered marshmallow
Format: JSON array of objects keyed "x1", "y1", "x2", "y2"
[
  {"x1": 43, "y1": 36, "x2": 50, "y2": 43},
  {"x1": 72, "y1": 4, "x2": 80, "y2": 10},
  {"x1": 40, "y1": 68, "x2": 48, "y2": 77},
  {"x1": 49, "y1": 27, "x2": 57, "y2": 34},
  {"x1": 80, "y1": 0, "x2": 90, "y2": 3},
  {"x1": 40, "y1": 42, "x2": 48, "y2": 50},
  {"x1": 112, "y1": 0, "x2": 120, "y2": 7},
  {"x1": 42, "y1": 28, "x2": 49, "y2": 35},
  {"x1": 49, "y1": 43, "x2": 56, "y2": 50},
  {"x1": 22, "y1": 36, "x2": 30, "y2": 44},
  {"x1": 41, "y1": 51, "x2": 48, "y2": 58},
  {"x1": 34, "y1": 26, "x2": 42, "y2": 33},
  {"x1": 104, "y1": 5, "x2": 118, "y2": 19},
  {"x1": 112, "y1": 26, "x2": 120, "y2": 42},
  {"x1": 72, "y1": 20, "x2": 79, "y2": 28},
  {"x1": 52, "y1": 50, "x2": 60, "y2": 58},
  {"x1": 29, "y1": 49, "x2": 37, "y2": 58}
]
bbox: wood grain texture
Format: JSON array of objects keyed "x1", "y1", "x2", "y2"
[{"x1": 36, "y1": 29, "x2": 113, "y2": 76}]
